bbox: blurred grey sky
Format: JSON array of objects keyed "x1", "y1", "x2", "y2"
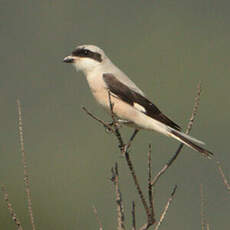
[{"x1": 1, "y1": 0, "x2": 230, "y2": 229}]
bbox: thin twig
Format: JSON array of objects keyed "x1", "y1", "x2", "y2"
[
  {"x1": 111, "y1": 163, "x2": 125, "y2": 230},
  {"x1": 82, "y1": 106, "x2": 115, "y2": 134},
  {"x1": 139, "y1": 145, "x2": 156, "y2": 230},
  {"x1": 148, "y1": 144, "x2": 155, "y2": 224},
  {"x1": 200, "y1": 185, "x2": 211, "y2": 230},
  {"x1": 200, "y1": 184, "x2": 205, "y2": 230},
  {"x1": 185, "y1": 81, "x2": 202, "y2": 134},
  {"x1": 123, "y1": 129, "x2": 139, "y2": 153},
  {"x1": 1, "y1": 185, "x2": 23, "y2": 230},
  {"x1": 124, "y1": 151, "x2": 151, "y2": 222},
  {"x1": 151, "y1": 82, "x2": 202, "y2": 186},
  {"x1": 17, "y1": 99, "x2": 36, "y2": 230},
  {"x1": 92, "y1": 205, "x2": 103, "y2": 230},
  {"x1": 216, "y1": 161, "x2": 230, "y2": 192},
  {"x1": 131, "y1": 201, "x2": 136, "y2": 230},
  {"x1": 139, "y1": 223, "x2": 149, "y2": 230},
  {"x1": 154, "y1": 185, "x2": 177, "y2": 230}
]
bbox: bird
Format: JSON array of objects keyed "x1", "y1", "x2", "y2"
[{"x1": 63, "y1": 44, "x2": 213, "y2": 157}]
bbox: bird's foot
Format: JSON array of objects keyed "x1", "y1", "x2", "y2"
[{"x1": 104, "y1": 122, "x2": 113, "y2": 133}]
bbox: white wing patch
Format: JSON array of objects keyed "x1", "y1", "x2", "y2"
[{"x1": 133, "y1": 102, "x2": 146, "y2": 113}]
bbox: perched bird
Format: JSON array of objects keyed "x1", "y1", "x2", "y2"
[{"x1": 64, "y1": 44, "x2": 213, "y2": 157}]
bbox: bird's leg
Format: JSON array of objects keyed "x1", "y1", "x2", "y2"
[
  {"x1": 104, "y1": 120, "x2": 124, "y2": 133},
  {"x1": 105, "y1": 119, "x2": 127, "y2": 132}
]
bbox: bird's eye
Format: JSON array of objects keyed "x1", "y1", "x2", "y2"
[{"x1": 84, "y1": 50, "x2": 89, "y2": 55}]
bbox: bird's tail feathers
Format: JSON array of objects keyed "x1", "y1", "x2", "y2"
[
  {"x1": 170, "y1": 129, "x2": 205, "y2": 145},
  {"x1": 169, "y1": 129, "x2": 213, "y2": 158}
]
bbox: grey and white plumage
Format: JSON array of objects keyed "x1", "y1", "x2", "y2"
[{"x1": 63, "y1": 44, "x2": 213, "y2": 157}]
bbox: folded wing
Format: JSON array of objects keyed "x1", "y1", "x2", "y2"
[{"x1": 103, "y1": 73, "x2": 181, "y2": 131}]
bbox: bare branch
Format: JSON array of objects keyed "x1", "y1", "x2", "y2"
[
  {"x1": 138, "y1": 146, "x2": 156, "y2": 230},
  {"x1": 154, "y1": 185, "x2": 177, "y2": 230},
  {"x1": 1, "y1": 185, "x2": 23, "y2": 230},
  {"x1": 217, "y1": 161, "x2": 230, "y2": 192},
  {"x1": 82, "y1": 106, "x2": 115, "y2": 134},
  {"x1": 200, "y1": 184, "x2": 205, "y2": 230},
  {"x1": 131, "y1": 201, "x2": 136, "y2": 230},
  {"x1": 151, "y1": 82, "x2": 202, "y2": 186},
  {"x1": 200, "y1": 184, "x2": 211, "y2": 230},
  {"x1": 147, "y1": 144, "x2": 155, "y2": 224},
  {"x1": 124, "y1": 151, "x2": 151, "y2": 223},
  {"x1": 111, "y1": 163, "x2": 126, "y2": 230},
  {"x1": 16, "y1": 99, "x2": 36, "y2": 230},
  {"x1": 92, "y1": 205, "x2": 103, "y2": 230},
  {"x1": 139, "y1": 223, "x2": 149, "y2": 230},
  {"x1": 123, "y1": 129, "x2": 139, "y2": 153},
  {"x1": 185, "y1": 81, "x2": 202, "y2": 134}
]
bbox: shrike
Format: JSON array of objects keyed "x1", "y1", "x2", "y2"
[{"x1": 64, "y1": 44, "x2": 213, "y2": 157}]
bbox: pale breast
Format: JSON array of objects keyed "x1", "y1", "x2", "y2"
[
  {"x1": 86, "y1": 72, "x2": 139, "y2": 122},
  {"x1": 86, "y1": 73, "x2": 109, "y2": 108}
]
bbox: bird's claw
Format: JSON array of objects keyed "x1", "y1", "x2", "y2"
[{"x1": 104, "y1": 121, "x2": 115, "y2": 133}]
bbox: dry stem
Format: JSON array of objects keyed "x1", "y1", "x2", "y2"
[
  {"x1": 147, "y1": 144, "x2": 155, "y2": 224},
  {"x1": 1, "y1": 185, "x2": 23, "y2": 230},
  {"x1": 154, "y1": 185, "x2": 177, "y2": 230},
  {"x1": 111, "y1": 163, "x2": 125, "y2": 230},
  {"x1": 82, "y1": 106, "x2": 114, "y2": 134},
  {"x1": 124, "y1": 150, "x2": 151, "y2": 223},
  {"x1": 217, "y1": 161, "x2": 230, "y2": 192},
  {"x1": 200, "y1": 184, "x2": 210, "y2": 230},
  {"x1": 92, "y1": 205, "x2": 103, "y2": 230},
  {"x1": 200, "y1": 184, "x2": 205, "y2": 230},
  {"x1": 17, "y1": 99, "x2": 36, "y2": 230},
  {"x1": 131, "y1": 201, "x2": 136, "y2": 230},
  {"x1": 151, "y1": 82, "x2": 202, "y2": 186}
]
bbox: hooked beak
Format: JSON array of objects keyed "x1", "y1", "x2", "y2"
[{"x1": 63, "y1": 55, "x2": 75, "y2": 63}]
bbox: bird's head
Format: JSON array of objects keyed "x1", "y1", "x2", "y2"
[{"x1": 63, "y1": 45, "x2": 107, "y2": 74}]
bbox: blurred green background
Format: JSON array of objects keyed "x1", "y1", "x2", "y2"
[{"x1": 1, "y1": 0, "x2": 230, "y2": 229}]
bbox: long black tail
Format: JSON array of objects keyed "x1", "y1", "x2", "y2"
[{"x1": 170, "y1": 130, "x2": 213, "y2": 158}]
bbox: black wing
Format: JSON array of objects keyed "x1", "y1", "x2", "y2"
[{"x1": 103, "y1": 73, "x2": 181, "y2": 131}]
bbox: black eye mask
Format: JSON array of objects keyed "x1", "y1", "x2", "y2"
[{"x1": 72, "y1": 48, "x2": 102, "y2": 63}]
